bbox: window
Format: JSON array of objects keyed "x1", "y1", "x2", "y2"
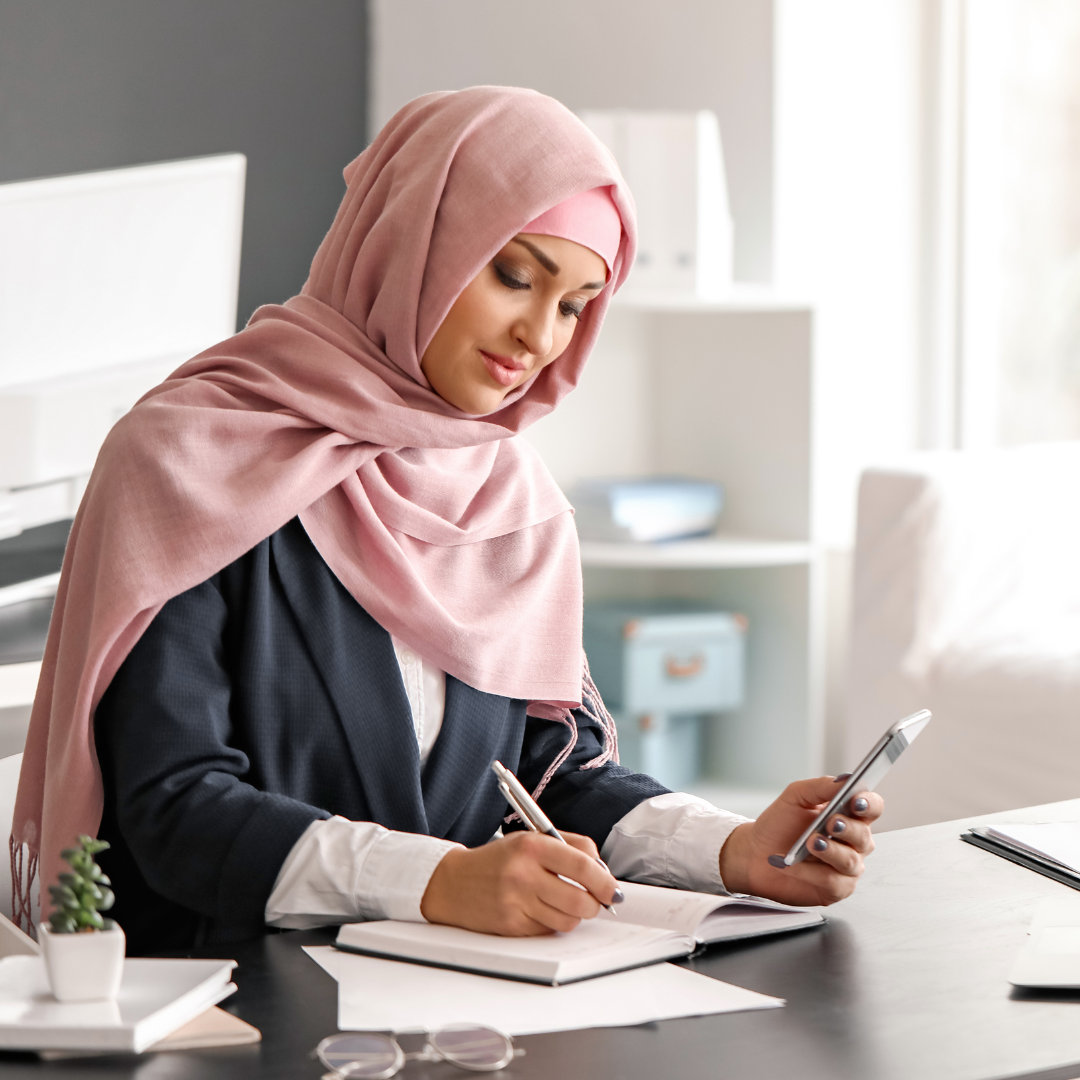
[{"x1": 959, "y1": 0, "x2": 1080, "y2": 446}]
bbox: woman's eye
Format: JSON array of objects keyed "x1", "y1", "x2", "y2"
[
  {"x1": 559, "y1": 300, "x2": 585, "y2": 320},
  {"x1": 493, "y1": 262, "x2": 529, "y2": 290}
]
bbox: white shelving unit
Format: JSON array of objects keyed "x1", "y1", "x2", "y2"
[
  {"x1": 526, "y1": 290, "x2": 822, "y2": 818},
  {"x1": 579, "y1": 536, "x2": 813, "y2": 569}
]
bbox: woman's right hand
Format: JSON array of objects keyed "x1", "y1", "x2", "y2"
[{"x1": 419, "y1": 830, "x2": 619, "y2": 936}]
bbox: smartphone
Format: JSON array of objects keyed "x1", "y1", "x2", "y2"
[{"x1": 775, "y1": 708, "x2": 932, "y2": 867}]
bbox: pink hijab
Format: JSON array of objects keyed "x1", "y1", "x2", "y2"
[{"x1": 10, "y1": 85, "x2": 637, "y2": 929}]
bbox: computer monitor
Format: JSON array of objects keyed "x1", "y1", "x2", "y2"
[
  {"x1": 0, "y1": 153, "x2": 246, "y2": 388},
  {"x1": 0, "y1": 153, "x2": 246, "y2": 492}
]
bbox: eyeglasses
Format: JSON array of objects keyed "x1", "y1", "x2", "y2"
[{"x1": 314, "y1": 1024, "x2": 523, "y2": 1079}]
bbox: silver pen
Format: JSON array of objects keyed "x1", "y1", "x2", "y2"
[{"x1": 491, "y1": 759, "x2": 624, "y2": 915}]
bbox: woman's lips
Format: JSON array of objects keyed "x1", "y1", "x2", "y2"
[{"x1": 480, "y1": 350, "x2": 525, "y2": 388}]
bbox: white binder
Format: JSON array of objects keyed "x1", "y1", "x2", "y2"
[{"x1": 579, "y1": 109, "x2": 733, "y2": 300}]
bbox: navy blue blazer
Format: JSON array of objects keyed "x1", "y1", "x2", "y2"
[{"x1": 94, "y1": 517, "x2": 667, "y2": 954}]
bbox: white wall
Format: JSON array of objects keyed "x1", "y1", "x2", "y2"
[
  {"x1": 371, "y1": 0, "x2": 776, "y2": 283},
  {"x1": 771, "y1": 0, "x2": 928, "y2": 765},
  {"x1": 774, "y1": 0, "x2": 925, "y2": 547}
]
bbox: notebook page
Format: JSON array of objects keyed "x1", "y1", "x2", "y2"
[{"x1": 607, "y1": 881, "x2": 816, "y2": 941}]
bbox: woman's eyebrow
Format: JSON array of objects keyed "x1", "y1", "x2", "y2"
[{"x1": 511, "y1": 237, "x2": 605, "y2": 291}]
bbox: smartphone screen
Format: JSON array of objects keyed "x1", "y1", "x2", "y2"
[{"x1": 777, "y1": 709, "x2": 932, "y2": 867}]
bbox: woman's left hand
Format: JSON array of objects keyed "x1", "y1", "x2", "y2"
[{"x1": 718, "y1": 776, "x2": 884, "y2": 907}]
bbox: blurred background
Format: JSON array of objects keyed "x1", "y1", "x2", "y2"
[{"x1": 2, "y1": 0, "x2": 1077, "y2": 827}]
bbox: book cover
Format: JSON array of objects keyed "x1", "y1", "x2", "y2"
[{"x1": 337, "y1": 916, "x2": 691, "y2": 986}]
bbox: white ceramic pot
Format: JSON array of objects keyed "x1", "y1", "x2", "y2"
[{"x1": 39, "y1": 923, "x2": 126, "y2": 1002}]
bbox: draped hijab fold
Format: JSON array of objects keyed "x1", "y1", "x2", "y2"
[{"x1": 10, "y1": 85, "x2": 637, "y2": 928}]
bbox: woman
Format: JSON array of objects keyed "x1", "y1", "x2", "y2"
[{"x1": 11, "y1": 86, "x2": 881, "y2": 953}]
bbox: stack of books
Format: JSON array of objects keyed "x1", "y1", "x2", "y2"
[{"x1": 0, "y1": 955, "x2": 257, "y2": 1054}]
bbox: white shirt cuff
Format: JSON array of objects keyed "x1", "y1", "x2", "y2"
[
  {"x1": 265, "y1": 816, "x2": 462, "y2": 929},
  {"x1": 600, "y1": 792, "x2": 752, "y2": 894}
]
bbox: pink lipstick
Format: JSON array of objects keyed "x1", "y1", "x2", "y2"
[{"x1": 480, "y1": 351, "x2": 525, "y2": 388}]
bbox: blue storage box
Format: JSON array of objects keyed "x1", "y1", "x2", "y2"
[
  {"x1": 570, "y1": 476, "x2": 724, "y2": 543},
  {"x1": 583, "y1": 602, "x2": 747, "y2": 788}
]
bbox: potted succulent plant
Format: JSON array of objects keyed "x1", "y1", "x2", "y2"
[{"x1": 38, "y1": 835, "x2": 126, "y2": 1002}]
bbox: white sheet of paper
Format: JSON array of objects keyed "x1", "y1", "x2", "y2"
[{"x1": 303, "y1": 945, "x2": 783, "y2": 1036}]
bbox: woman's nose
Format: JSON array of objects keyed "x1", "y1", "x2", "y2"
[{"x1": 512, "y1": 302, "x2": 557, "y2": 358}]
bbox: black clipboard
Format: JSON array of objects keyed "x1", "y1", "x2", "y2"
[{"x1": 961, "y1": 827, "x2": 1080, "y2": 892}]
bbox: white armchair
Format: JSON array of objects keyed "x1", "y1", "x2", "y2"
[{"x1": 846, "y1": 443, "x2": 1080, "y2": 828}]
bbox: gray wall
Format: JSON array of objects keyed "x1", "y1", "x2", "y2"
[{"x1": 0, "y1": 1, "x2": 370, "y2": 326}]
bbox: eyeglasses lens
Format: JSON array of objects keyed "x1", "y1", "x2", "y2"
[
  {"x1": 429, "y1": 1024, "x2": 515, "y2": 1071},
  {"x1": 319, "y1": 1033, "x2": 404, "y2": 1079}
]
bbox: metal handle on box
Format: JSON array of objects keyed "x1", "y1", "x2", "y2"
[{"x1": 664, "y1": 653, "x2": 705, "y2": 679}]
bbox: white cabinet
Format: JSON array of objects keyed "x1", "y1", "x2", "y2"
[{"x1": 526, "y1": 290, "x2": 821, "y2": 816}]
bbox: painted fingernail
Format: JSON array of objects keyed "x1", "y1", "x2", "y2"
[
  {"x1": 833, "y1": 773, "x2": 851, "y2": 783},
  {"x1": 812, "y1": 836, "x2": 828, "y2": 852},
  {"x1": 831, "y1": 818, "x2": 846, "y2": 834},
  {"x1": 595, "y1": 857, "x2": 626, "y2": 903},
  {"x1": 768, "y1": 854, "x2": 788, "y2": 868},
  {"x1": 853, "y1": 797, "x2": 869, "y2": 813}
]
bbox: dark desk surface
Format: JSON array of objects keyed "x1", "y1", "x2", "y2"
[{"x1": 6, "y1": 801, "x2": 1080, "y2": 1080}]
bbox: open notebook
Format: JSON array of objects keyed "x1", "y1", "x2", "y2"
[{"x1": 336, "y1": 881, "x2": 823, "y2": 985}]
